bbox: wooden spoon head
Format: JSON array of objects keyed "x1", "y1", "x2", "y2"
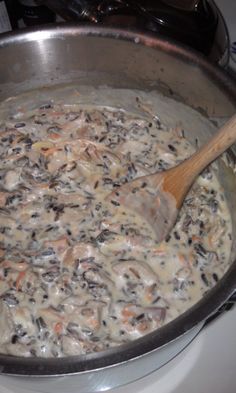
[{"x1": 107, "y1": 172, "x2": 178, "y2": 243}]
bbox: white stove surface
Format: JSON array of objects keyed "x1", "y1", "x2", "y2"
[{"x1": 115, "y1": 306, "x2": 236, "y2": 393}]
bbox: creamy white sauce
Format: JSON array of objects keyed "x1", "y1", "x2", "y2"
[{"x1": 0, "y1": 85, "x2": 232, "y2": 357}]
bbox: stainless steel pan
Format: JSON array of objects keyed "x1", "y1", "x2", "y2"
[{"x1": 0, "y1": 25, "x2": 235, "y2": 393}]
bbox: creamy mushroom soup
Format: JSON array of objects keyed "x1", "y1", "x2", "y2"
[{"x1": 0, "y1": 86, "x2": 232, "y2": 357}]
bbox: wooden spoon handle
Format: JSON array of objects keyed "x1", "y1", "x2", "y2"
[
  {"x1": 184, "y1": 114, "x2": 236, "y2": 175},
  {"x1": 163, "y1": 114, "x2": 236, "y2": 206}
]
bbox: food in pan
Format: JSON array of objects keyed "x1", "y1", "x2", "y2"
[{"x1": 0, "y1": 86, "x2": 232, "y2": 357}]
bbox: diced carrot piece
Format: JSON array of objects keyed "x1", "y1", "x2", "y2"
[
  {"x1": 121, "y1": 307, "x2": 136, "y2": 318},
  {"x1": 191, "y1": 235, "x2": 201, "y2": 242},
  {"x1": 48, "y1": 133, "x2": 61, "y2": 140},
  {"x1": 54, "y1": 322, "x2": 63, "y2": 335},
  {"x1": 16, "y1": 271, "x2": 26, "y2": 291}
]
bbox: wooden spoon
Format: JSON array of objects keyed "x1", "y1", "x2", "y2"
[{"x1": 108, "y1": 115, "x2": 236, "y2": 243}]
